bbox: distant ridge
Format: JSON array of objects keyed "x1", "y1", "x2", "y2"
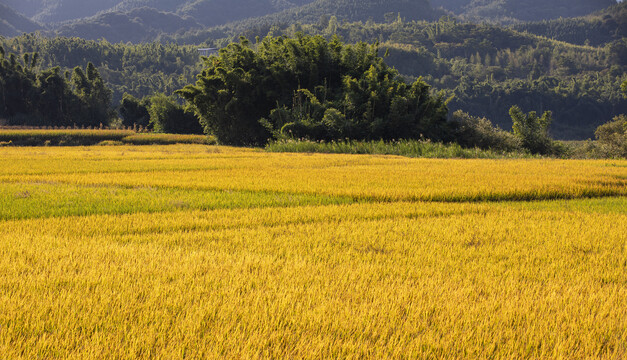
[
  {"x1": 511, "y1": 2, "x2": 627, "y2": 46},
  {"x1": 54, "y1": 7, "x2": 203, "y2": 43},
  {"x1": 0, "y1": 0, "x2": 621, "y2": 42},
  {"x1": 0, "y1": 3, "x2": 42, "y2": 37},
  {"x1": 431, "y1": 0, "x2": 617, "y2": 23},
  {"x1": 216, "y1": 0, "x2": 439, "y2": 35}
]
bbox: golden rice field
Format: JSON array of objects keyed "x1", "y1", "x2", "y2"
[{"x1": 0, "y1": 144, "x2": 626, "y2": 359}]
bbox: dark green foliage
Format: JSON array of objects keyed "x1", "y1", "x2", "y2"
[
  {"x1": 175, "y1": 0, "x2": 310, "y2": 27},
  {"x1": 510, "y1": 106, "x2": 560, "y2": 155},
  {"x1": 0, "y1": 129, "x2": 214, "y2": 146},
  {"x1": 452, "y1": 110, "x2": 521, "y2": 151},
  {"x1": 0, "y1": 48, "x2": 115, "y2": 127},
  {"x1": 266, "y1": 138, "x2": 533, "y2": 159},
  {"x1": 512, "y1": 3, "x2": 627, "y2": 47},
  {"x1": 177, "y1": 35, "x2": 449, "y2": 145},
  {"x1": 212, "y1": 17, "x2": 625, "y2": 140},
  {"x1": 609, "y1": 38, "x2": 627, "y2": 66},
  {"x1": 1, "y1": 0, "x2": 314, "y2": 39},
  {"x1": 2, "y1": 0, "x2": 615, "y2": 40},
  {"x1": 2, "y1": 2, "x2": 624, "y2": 140},
  {"x1": 118, "y1": 93, "x2": 150, "y2": 128},
  {"x1": 258, "y1": 0, "x2": 436, "y2": 24},
  {"x1": 0, "y1": 130, "x2": 134, "y2": 146},
  {"x1": 0, "y1": 34, "x2": 203, "y2": 104},
  {"x1": 441, "y1": 0, "x2": 616, "y2": 23},
  {"x1": 594, "y1": 114, "x2": 627, "y2": 158},
  {"x1": 54, "y1": 8, "x2": 203, "y2": 44},
  {"x1": 148, "y1": 93, "x2": 203, "y2": 134}
]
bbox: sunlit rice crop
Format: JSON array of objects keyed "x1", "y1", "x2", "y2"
[{"x1": 0, "y1": 145, "x2": 625, "y2": 358}]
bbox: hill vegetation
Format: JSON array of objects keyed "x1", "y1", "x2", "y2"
[
  {"x1": 177, "y1": 35, "x2": 449, "y2": 145},
  {"x1": 0, "y1": 0, "x2": 315, "y2": 33},
  {"x1": 188, "y1": 17, "x2": 623, "y2": 139},
  {"x1": 229, "y1": 0, "x2": 438, "y2": 29},
  {"x1": 512, "y1": 2, "x2": 627, "y2": 46},
  {"x1": 432, "y1": 0, "x2": 617, "y2": 23},
  {"x1": 0, "y1": 44, "x2": 115, "y2": 127},
  {"x1": 0, "y1": 0, "x2": 624, "y2": 143},
  {"x1": 0, "y1": 3, "x2": 42, "y2": 37},
  {"x1": 54, "y1": 7, "x2": 203, "y2": 43}
]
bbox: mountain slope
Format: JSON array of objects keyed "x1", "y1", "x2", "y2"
[
  {"x1": 54, "y1": 7, "x2": 203, "y2": 43},
  {"x1": 0, "y1": 3, "x2": 42, "y2": 37},
  {"x1": 176, "y1": 0, "x2": 310, "y2": 26},
  {"x1": 431, "y1": 0, "x2": 617, "y2": 23},
  {"x1": 220, "y1": 0, "x2": 439, "y2": 35},
  {"x1": 0, "y1": 0, "x2": 316, "y2": 28},
  {"x1": 0, "y1": 0, "x2": 45, "y2": 18},
  {"x1": 511, "y1": 2, "x2": 627, "y2": 46}
]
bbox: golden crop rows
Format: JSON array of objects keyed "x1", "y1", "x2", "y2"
[
  {"x1": 0, "y1": 145, "x2": 625, "y2": 201},
  {"x1": 0, "y1": 145, "x2": 626, "y2": 359}
]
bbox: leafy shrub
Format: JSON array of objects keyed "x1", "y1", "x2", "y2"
[
  {"x1": 266, "y1": 139, "x2": 533, "y2": 159},
  {"x1": 148, "y1": 93, "x2": 203, "y2": 134},
  {"x1": 118, "y1": 93, "x2": 151, "y2": 129},
  {"x1": 509, "y1": 106, "x2": 562, "y2": 155},
  {"x1": 594, "y1": 115, "x2": 627, "y2": 158},
  {"x1": 452, "y1": 110, "x2": 522, "y2": 152}
]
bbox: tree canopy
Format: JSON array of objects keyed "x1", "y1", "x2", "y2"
[
  {"x1": 177, "y1": 35, "x2": 449, "y2": 145},
  {"x1": 0, "y1": 46, "x2": 114, "y2": 127}
]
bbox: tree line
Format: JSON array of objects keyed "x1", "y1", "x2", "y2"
[
  {"x1": 1, "y1": 33, "x2": 626, "y2": 157},
  {"x1": 0, "y1": 45, "x2": 113, "y2": 127}
]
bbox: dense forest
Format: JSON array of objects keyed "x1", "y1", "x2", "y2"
[
  {"x1": 0, "y1": 3, "x2": 42, "y2": 37},
  {"x1": 442, "y1": 0, "x2": 617, "y2": 24},
  {"x1": 0, "y1": 34, "x2": 202, "y2": 104},
  {"x1": 1, "y1": 0, "x2": 618, "y2": 41},
  {"x1": 0, "y1": 0, "x2": 314, "y2": 32},
  {"x1": 177, "y1": 35, "x2": 449, "y2": 145},
  {"x1": 512, "y1": 3, "x2": 627, "y2": 47},
  {"x1": 0, "y1": 0, "x2": 625, "y2": 142},
  {"x1": 0, "y1": 45, "x2": 114, "y2": 127}
]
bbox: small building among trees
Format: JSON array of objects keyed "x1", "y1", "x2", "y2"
[{"x1": 197, "y1": 48, "x2": 218, "y2": 57}]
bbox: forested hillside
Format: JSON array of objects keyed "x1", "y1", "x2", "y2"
[
  {"x1": 3, "y1": 0, "x2": 121, "y2": 24},
  {"x1": 0, "y1": 0, "x2": 624, "y2": 140},
  {"x1": 432, "y1": 0, "x2": 617, "y2": 23},
  {"x1": 54, "y1": 8, "x2": 203, "y2": 43},
  {"x1": 0, "y1": 34, "x2": 202, "y2": 104},
  {"x1": 175, "y1": 15, "x2": 625, "y2": 139},
  {"x1": 0, "y1": 3, "x2": 42, "y2": 37},
  {"x1": 0, "y1": 0, "x2": 620, "y2": 41},
  {"x1": 0, "y1": 45, "x2": 115, "y2": 127},
  {"x1": 240, "y1": 0, "x2": 437, "y2": 25},
  {"x1": 0, "y1": 0, "x2": 315, "y2": 32},
  {"x1": 512, "y1": 2, "x2": 627, "y2": 46}
]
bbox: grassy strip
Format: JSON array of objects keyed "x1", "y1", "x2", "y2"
[
  {"x1": 266, "y1": 139, "x2": 536, "y2": 159},
  {"x1": 0, "y1": 129, "x2": 134, "y2": 146},
  {"x1": 0, "y1": 129, "x2": 215, "y2": 146},
  {"x1": 0, "y1": 182, "x2": 353, "y2": 220},
  {"x1": 120, "y1": 133, "x2": 215, "y2": 145}
]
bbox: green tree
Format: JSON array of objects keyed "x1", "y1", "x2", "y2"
[
  {"x1": 69, "y1": 63, "x2": 114, "y2": 126},
  {"x1": 118, "y1": 93, "x2": 150, "y2": 128},
  {"x1": 148, "y1": 93, "x2": 203, "y2": 134},
  {"x1": 510, "y1": 105, "x2": 558, "y2": 155},
  {"x1": 452, "y1": 110, "x2": 522, "y2": 151},
  {"x1": 595, "y1": 115, "x2": 627, "y2": 158},
  {"x1": 178, "y1": 35, "x2": 449, "y2": 145}
]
